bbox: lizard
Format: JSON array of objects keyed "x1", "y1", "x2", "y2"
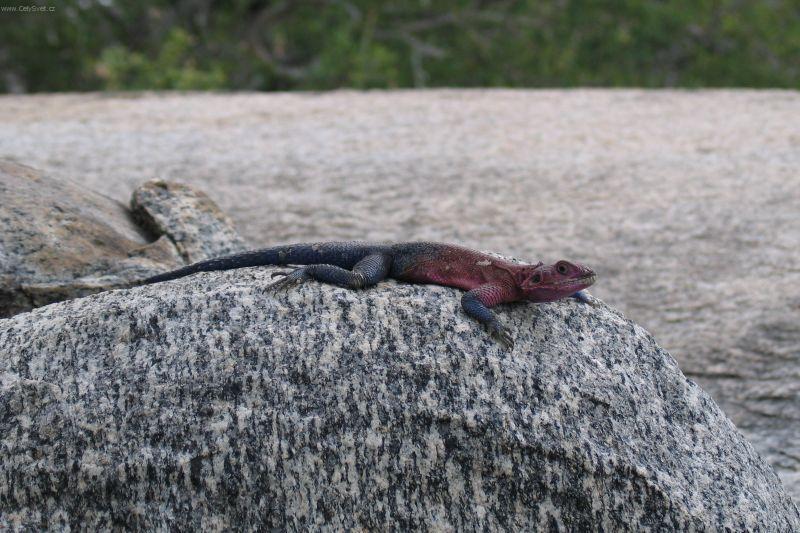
[{"x1": 142, "y1": 241, "x2": 596, "y2": 348}]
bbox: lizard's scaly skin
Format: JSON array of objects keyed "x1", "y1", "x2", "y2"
[{"x1": 143, "y1": 241, "x2": 596, "y2": 348}]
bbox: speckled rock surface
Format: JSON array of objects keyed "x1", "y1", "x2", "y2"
[
  {"x1": 131, "y1": 179, "x2": 246, "y2": 263},
  {"x1": 0, "y1": 90, "x2": 798, "y2": 500},
  {"x1": 0, "y1": 162, "x2": 246, "y2": 317},
  {"x1": 0, "y1": 271, "x2": 797, "y2": 530}
]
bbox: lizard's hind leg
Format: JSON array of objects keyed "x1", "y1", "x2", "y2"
[{"x1": 267, "y1": 253, "x2": 392, "y2": 291}]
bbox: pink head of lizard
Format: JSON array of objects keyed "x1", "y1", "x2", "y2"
[{"x1": 515, "y1": 260, "x2": 596, "y2": 302}]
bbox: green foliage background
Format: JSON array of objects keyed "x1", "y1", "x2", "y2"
[{"x1": 2, "y1": 0, "x2": 799, "y2": 92}]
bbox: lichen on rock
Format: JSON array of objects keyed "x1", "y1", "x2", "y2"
[{"x1": 0, "y1": 269, "x2": 797, "y2": 530}]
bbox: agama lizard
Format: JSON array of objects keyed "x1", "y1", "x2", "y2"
[{"x1": 143, "y1": 241, "x2": 596, "y2": 348}]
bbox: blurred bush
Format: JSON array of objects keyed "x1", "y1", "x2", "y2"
[{"x1": 1, "y1": 0, "x2": 798, "y2": 92}]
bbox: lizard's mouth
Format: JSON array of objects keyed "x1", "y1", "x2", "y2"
[{"x1": 554, "y1": 273, "x2": 595, "y2": 287}]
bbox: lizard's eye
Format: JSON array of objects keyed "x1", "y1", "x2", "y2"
[
  {"x1": 531, "y1": 274, "x2": 541, "y2": 284},
  {"x1": 557, "y1": 263, "x2": 568, "y2": 275}
]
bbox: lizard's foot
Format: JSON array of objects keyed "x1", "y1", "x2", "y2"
[
  {"x1": 572, "y1": 290, "x2": 597, "y2": 306},
  {"x1": 266, "y1": 267, "x2": 310, "y2": 291},
  {"x1": 488, "y1": 323, "x2": 514, "y2": 350}
]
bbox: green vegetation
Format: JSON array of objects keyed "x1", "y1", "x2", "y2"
[{"x1": 1, "y1": 0, "x2": 799, "y2": 92}]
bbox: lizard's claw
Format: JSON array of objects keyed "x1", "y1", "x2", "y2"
[
  {"x1": 266, "y1": 267, "x2": 309, "y2": 291},
  {"x1": 488, "y1": 323, "x2": 514, "y2": 350}
]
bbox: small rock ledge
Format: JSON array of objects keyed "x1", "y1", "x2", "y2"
[
  {"x1": 1, "y1": 269, "x2": 798, "y2": 530},
  {"x1": 0, "y1": 161, "x2": 246, "y2": 317}
]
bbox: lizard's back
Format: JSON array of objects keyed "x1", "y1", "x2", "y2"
[{"x1": 389, "y1": 242, "x2": 519, "y2": 290}]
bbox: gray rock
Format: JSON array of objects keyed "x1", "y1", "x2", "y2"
[
  {"x1": 0, "y1": 160, "x2": 182, "y2": 317},
  {"x1": 0, "y1": 161, "x2": 245, "y2": 317},
  {"x1": 0, "y1": 90, "x2": 798, "y2": 501},
  {"x1": 131, "y1": 179, "x2": 246, "y2": 263},
  {"x1": 0, "y1": 270, "x2": 797, "y2": 530}
]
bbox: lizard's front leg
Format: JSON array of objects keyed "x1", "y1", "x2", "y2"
[
  {"x1": 571, "y1": 290, "x2": 596, "y2": 305},
  {"x1": 268, "y1": 253, "x2": 392, "y2": 291},
  {"x1": 461, "y1": 283, "x2": 518, "y2": 349}
]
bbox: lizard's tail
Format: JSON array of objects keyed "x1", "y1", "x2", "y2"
[
  {"x1": 141, "y1": 241, "x2": 383, "y2": 285},
  {"x1": 141, "y1": 248, "x2": 283, "y2": 284}
]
